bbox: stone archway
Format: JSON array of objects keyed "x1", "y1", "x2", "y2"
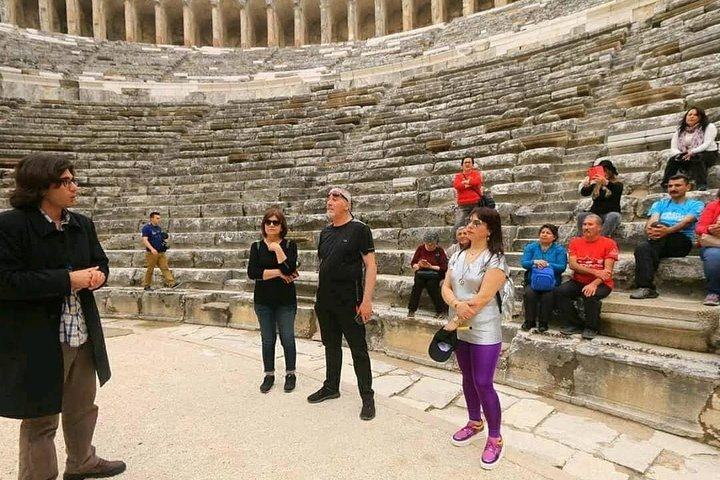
[
  {"x1": 12, "y1": 0, "x2": 41, "y2": 29},
  {"x1": 356, "y1": 0, "x2": 373, "y2": 40}
]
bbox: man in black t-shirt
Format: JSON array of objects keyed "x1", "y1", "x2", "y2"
[{"x1": 307, "y1": 187, "x2": 378, "y2": 421}]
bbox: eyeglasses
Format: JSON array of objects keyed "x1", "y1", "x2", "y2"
[
  {"x1": 58, "y1": 178, "x2": 79, "y2": 188},
  {"x1": 328, "y1": 193, "x2": 344, "y2": 200},
  {"x1": 466, "y1": 219, "x2": 485, "y2": 227},
  {"x1": 264, "y1": 219, "x2": 281, "y2": 226}
]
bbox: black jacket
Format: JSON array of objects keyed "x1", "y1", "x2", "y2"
[{"x1": 0, "y1": 208, "x2": 110, "y2": 419}]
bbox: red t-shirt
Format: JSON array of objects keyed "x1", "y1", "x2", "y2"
[{"x1": 568, "y1": 236, "x2": 619, "y2": 288}]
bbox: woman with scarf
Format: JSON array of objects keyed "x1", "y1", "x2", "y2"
[
  {"x1": 661, "y1": 107, "x2": 718, "y2": 191},
  {"x1": 576, "y1": 160, "x2": 623, "y2": 237}
]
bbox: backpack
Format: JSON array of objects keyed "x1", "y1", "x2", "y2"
[
  {"x1": 480, "y1": 255, "x2": 515, "y2": 322},
  {"x1": 530, "y1": 265, "x2": 555, "y2": 292}
]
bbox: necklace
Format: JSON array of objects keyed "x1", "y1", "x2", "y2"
[{"x1": 458, "y1": 250, "x2": 483, "y2": 286}]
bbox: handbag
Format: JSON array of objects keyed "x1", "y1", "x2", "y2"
[
  {"x1": 530, "y1": 265, "x2": 555, "y2": 292},
  {"x1": 415, "y1": 269, "x2": 441, "y2": 280},
  {"x1": 477, "y1": 193, "x2": 496, "y2": 209},
  {"x1": 699, "y1": 234, "x2": 720, "y2": 248}
]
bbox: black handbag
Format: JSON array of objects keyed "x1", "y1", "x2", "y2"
[
  {"x1": 477, "y1": 193, "x2": 496, "y2": 209},
  {"x1": 415, "y1": 270, "x2": 441, "y2": 280}
]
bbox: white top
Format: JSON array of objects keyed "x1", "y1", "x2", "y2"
[
  {"x1": 670, "y1": 123, "x2": 718, "y2": 155},
  {"x1": 448, "y1": 249, "x2": 509, "y2": 345}
]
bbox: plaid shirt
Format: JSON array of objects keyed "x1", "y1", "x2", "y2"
[{"x1": 40, "y1": 208, "x2": 88, "y2": 347}]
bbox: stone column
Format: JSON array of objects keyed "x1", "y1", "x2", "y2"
[
  {"x1": 431, "y1": 0, "x2": 446, "y2": 24},
  {"x1": 183, "y1": 0, "x2": 197, "y2": 46},
  {"x1": 239, "y1": 0, "x2": 254, "y2": 48},
  {"x1": 6, "y1": 0, "x2": 18, "y2": 25},
  {"x1": 320, "y1": 0, "x2": 332, "y2": 44},
  {"x1": 462, "y1": 0, "x2": 473, "y2": 16},
  {"x1": 155, "y1": 0, "x2": 169, "y2": 44},
  {"x1": 347, "y1": 0, "x2": 358, "y2": 41},
  {"x1": 293, "y1": 0, "x2": 306, "y2": 47},
  {"x1": 211, "y1": 0, "x2": 225, "y2": 46},
  {"x1": 66, "y1": 0, "x2": 82, "y2": 35},
  {"x1": 266, "y1": 0, "x2": 279, "y2": 47},
  {"x1": 494, "y1": 0, "x2": 508, "y2": 6},
  {"x1": 125, "y1": 0, "x2": 140, "y2": 42},
  {"x1": 92, "y1": 0, "x2": 107, "y2": 39},
  {"x1": 401, "y1": 0, "x2": 413, "y2": 31},
  {"x1": 374, "y1": 0, "x2": 386, "y2": 37},
  {"x1": 39, "y1": 0, "x2": 60, "y2": 31}
]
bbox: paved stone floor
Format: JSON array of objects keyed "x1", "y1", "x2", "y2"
[{"x1": 1, "y1": 319, "x2": 719, "y2": 480}]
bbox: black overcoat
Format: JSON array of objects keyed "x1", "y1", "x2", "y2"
[{"x1": 0, "y1": 207, "x2": 110, "y2": 419}]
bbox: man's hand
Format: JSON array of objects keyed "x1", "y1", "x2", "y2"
[
  {"x1": 647, "y1": 225, "x2": 670, "y2": 240},
  {"x1": 70, "y1": 266, "x2": 100, "y2": 291},
  {"x1": 88, "y1": 269, "x2": 106, "y2": 290},
  {"x1": 708, "y1": 223, "x2": 720, "y2": 236},
  {"x1": 593, "y1": 269, "x2": 612, "y2": 281},
  {"x1": 149, "y1": 247, "x2": 158, "y2": 255},
  {"x1": 582, "y1": 283, "x2": 598, "y2": 297},
  {"x1": 358, "y1": 300, "x2": 373, "y2": 323}
]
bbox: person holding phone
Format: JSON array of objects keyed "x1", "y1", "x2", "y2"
[
  {"x1": 308, "y1": 187, "x2": 378, "y2": 421},
  {"x1": 576, "y1": 160, "x2": 623, "y2": 237},
  {"x1": 407, "y1": 231, "x2": 449, "y2": 319},
  {"x1": 247, "y1": 208, "x2": 299, "y2": 394}
]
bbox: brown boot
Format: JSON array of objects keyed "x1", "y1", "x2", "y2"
[{"x1": 63, "y1": 458, "x2": 126, "y2": 480}]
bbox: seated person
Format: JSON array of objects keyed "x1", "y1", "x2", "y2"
[
  {"x1": 630, "y1": 174, "x2": 704, "y2": 299},
  {"x1": 446, "y1": 226, "x2": 470, "y2": 259},
  {"x1": 521, "y1": 224, "x2": 567, "y2": 332},
  {"x1": 408, "y1": 232, "x2": 448, "y2": 318},
  {"x1": 661, "y1": 107, "x2": 718, "y2": 191},
  {"x1": 557, "y1": 214, "x2": 618, "y2": 340},
  {"x1": 695, "y1": 189, "x2": 720, "y2": 306},
  {"x1": 577, "y1": 160, "x2": 623, "y2": 237},
  {"x1": 452, "y1": 157, "x2": 483, "y2": 239}
]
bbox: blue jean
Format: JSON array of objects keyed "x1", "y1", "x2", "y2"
[
  {"x1": 701, "y1": 247, "x2": 720, "y2": 295},
  {"x1": 254, "y1": 303, "x2": 297, "y2": 375}
]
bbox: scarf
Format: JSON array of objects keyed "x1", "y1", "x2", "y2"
[{"x1": 678, "y1": 125, "x2": 705, "y2": 152}]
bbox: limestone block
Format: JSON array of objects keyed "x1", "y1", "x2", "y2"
[
  {"x1": 184, "y1": 293, "x2": 228, "y2": 327},
  {"x1": 374, "y1": 250, "x2": 404, "y2": 276},
  {"x1": 164, "y1": 250, "x2": 194, "y2": 268},
  {"x1": 140, "y1": 291, "x2": 185, "y2": 322},
  {"x1": 371, "y1": 228, "x2": 401, "y2": 249},
  {"x1": 107, "y1": 268, "x2": 140, "y2": 287},
  {"x1": 105, "y1": 289, "x2": 143, "y2": 317},
  {"x1": 428, "y1": 188, "x2": 456, "y2": 207},
  {"x1": 374, "y1": 275, "x2": 410, "y2": 307},
  {"x1": 482, "y1": 168, "x2": 514, "y2": 184},
  {"x1": 475, "y1": 153, "x2": 518, "y2": 170},
  {"x1": 597, "y1": 152, "x2": 663, "y2": 174},
  {"x1": 288, "y1": 214, "x2": 329, "y2": 232},
  {"x1": 193, "y1": 250, "x2": 230, "y2": 269},
  {"x1": 500, "y1": 334, "x2": 577, "y2": 396},
  {"x1": 512, "y1": 119, "x2": 577, "y2": 140},
  {"x1": 625, "y1": 99, "x2": 685, "y2": 119},
  {"x1": 215, "y1": 231, "x2": 259, "y2": 248},
  {"x1": 490, "y1": 181, "x2": 543, "y2": 202},
  {"x1": 512, "y1": 163, "x2": 554, "y2": 181},
  {"x1": 398, "y1": 207, "x2": 452, "y2": 229},
  {"x1": 402, "y1": 376, "x2": 463, "y2": 409},
  {"x1": 165, "y1": 233, "x2": 217, "y2": 248},
  {"x1": 607, "y1": 113, "x2": 679, "y2": 136},
  {"x1": 519, "y1": 131, "x2": 571, "y2": 149},
  {"x1": 227, "y1": 295, "x2": 259, "y2": 331},
  {"x1": 294, "y1": 305, "x2": 318, "y2": 339},
  {"x1": 355, "y1": 210, "x2": 403, "y2": 229},
  {"x1": 563, "y1": 451, "x2": 628, "y2": 480},
  {"x1": 600, "y1": 434, "x2": 664, "y2": 473},
  {"x1": 93, "y1": 290, "x2": 110, "y2": 316},
  {"x1": 399, "y1": 227, "x2": 452, "y2": 250},
  {"x1": 486, "y1": 117, "x2": 525, "y2": 133},
  {"x1": 497, "y1": 138, "x2": 526, "y2": 154}
]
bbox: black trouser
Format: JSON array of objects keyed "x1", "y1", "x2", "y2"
[
  {"x1": 633, "y1": 233, "x2": 692, "y2": 290},
  {"x1": 523, "y1": 285, "x2": 554, "y2": 328},
  {"x1": 408, "y1": 273, "x2": 446, "y2": 314},
  {"x1": 661, "y1": 151, "x2": 717, "y2": 188},
  {"x1": 315, "y1": 302, "x2": 374, "y2": 401},
  {"x1": 555, "y1": 280, "x2": 611, "y2": 331}
]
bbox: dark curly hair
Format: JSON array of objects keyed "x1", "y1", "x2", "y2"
[
  {"x1": 679, "y1": 106, "x2": 710, "y2": 131},
  {"x1": 10, "y1": 153, "x2": 75, "y2": 209}
]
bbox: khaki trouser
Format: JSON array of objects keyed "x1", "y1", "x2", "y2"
[
  {"x1": 142, "y1": 251, "x2": 175, "y2": 288},
  {"x1": 19, "y1": 343, "x2": 99, "y2": 480}
]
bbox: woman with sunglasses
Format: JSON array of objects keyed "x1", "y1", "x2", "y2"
[
  {"x1": 247, "y1": 208, "x2": 299, "y2": 393},
  {"x1": 441, "y1": 207, "x2": 509, "y2": 470}
]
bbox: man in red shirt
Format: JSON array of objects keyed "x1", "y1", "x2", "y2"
[{"x1": 556, "y1": 214, "x2": 618, "y2": 339}]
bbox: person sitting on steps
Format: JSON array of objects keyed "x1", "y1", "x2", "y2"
[
  {"x1": 630, "y1": 174, "x2": 704, "y2": 300},
  {"x1": 407, "y1": 231, "x2": 449, "y2": 319},
  {"x1": 577, "y1": 159, "x2": 623, "y2": 238}
]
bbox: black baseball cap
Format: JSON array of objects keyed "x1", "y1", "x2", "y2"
[{"x1": 428, "y1": 327, "x2": 458, "y2": 363}]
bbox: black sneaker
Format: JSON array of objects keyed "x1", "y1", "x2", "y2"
[
  {"x1": 143, "y1": 286, "x2": 153, "y2": 291},
  {"x1": 560, "y1": 325, "x2": 583, "y2": 335},
  {"x1": 538, "y1": 325, "x2": 549, "y2": 333},
  {"x1": 360, "y1": 399, "x2": 376, "y2": 421},
  {"x1": 520, "y1": 321, "x2": 534, "y2": 331},
  {"x1": 629, "y1": 288, "x2": 658, "y2": 299},
  {"x1": 171, "y1": 282, "x2": 183, "y2": 289},
  {"x1": 307, "y1": 387, "x2": 340, "y2": 404},
  {"x1": 582, "y1": 328, "x2": 598, "y2": 340},
  {"x1": 284, "y1": 374, "x2": 296, "y2": 392},
  {"x1": 259, "y1": 375, "x2": 274, "y2": 393}
]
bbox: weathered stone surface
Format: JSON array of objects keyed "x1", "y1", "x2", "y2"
[
  {"x1": 402, "y1": 376, "x2": 462, "y2": 409},
  {"x1": 490, "y1": 181, "x2": 543, "y2": 202},
  {"x1": 517, "y1": 147, "x2": 565, "y2": 165},
  {"x1": 502, "y1": 399, "x2": 555, "y2": 430},
  {"x1": 600, "y1": 434, "x2": 663, "y2": 473},
  {"x1": 563, "y1": 451, "x2": 628, "y2": 480},
  {"x1": 537, "y1": 412, "x2": 620, "y2": 455},
  {"x1": 512, "y1": 163, "x2": 554, "y2": 180},
  {"x1": 141, "y1": 291, "x2": 185, "y2": 321}
]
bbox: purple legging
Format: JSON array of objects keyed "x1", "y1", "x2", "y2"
[{"x1": 455, "y1": 340, "x2": 502, "y2": 438}]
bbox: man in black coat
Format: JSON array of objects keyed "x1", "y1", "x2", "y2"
[{"x1": 0, "y1": 153, "x2": 126, "y2": 480}]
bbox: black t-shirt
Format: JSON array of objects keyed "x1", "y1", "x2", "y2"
[
  {"x1": 581, "y1": 181, "x2": 623, "y2": 216},
  {"x1": 247, "y1": 239, "x2": 297, "y2": 305},
  {"x1": 317, "y1": 219, "x2": 375, "y2": 305}
]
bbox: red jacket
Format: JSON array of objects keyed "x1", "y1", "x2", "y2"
[
  {"x1": 696, "y1": 199, "x2": 720, "y2": 236},
  {"x1": 453, "y1": 170, "x2": 483, "y2": 206}
]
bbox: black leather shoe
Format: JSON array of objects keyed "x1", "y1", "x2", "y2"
[
  {"x1": 520, "y1": 322, "x2": 534, "y2": 331},
  {"x1": 307, "y1": 387, "x2": 340, "y2": 403},
  {"x1": 284, "y1": 374, "x2": 296, "y2": 392},
  {"x1": 360, "y1": 399, "x2": 376, "y2": 421},
  {"x1": 260, "y1": 375, "x2": 274, "y2": 393},
  {"x1": 538, "y1": 325, "x2": 548, "y2": 333},
  {"x1": 63, "y1": 458, "x2": 126, "y2": 479}
]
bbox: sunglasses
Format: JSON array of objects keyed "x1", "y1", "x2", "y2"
[
  {"x1": 264, "y1": 219, "x2": 281, "y2": 226},
  {"x1": 466, "y1": 219, "x2": 485, "y2": 227},
  {"x1": 58, "y1": 178, "x2": 79, "y2": 188},
  {"x1": 328, "y1": 192, "x2": 345, "y2": 200}
]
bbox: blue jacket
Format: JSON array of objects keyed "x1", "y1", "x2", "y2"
[{"x1": 521, "y1": 241, "x2": 568, "y2": 286}]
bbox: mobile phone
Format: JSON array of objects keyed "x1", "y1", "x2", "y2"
[
  {"x1": 588, "y1": 165, "x2": 604, "y2": 179},
  {"x1": 354, "y1": 311, "x2": 365, "y2": 326}
]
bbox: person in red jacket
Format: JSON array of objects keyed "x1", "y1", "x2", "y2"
[
  {"x1": 452, "y1": 157, "x2": 483, "y2": 239},
  {"x1": 696, "y1": 190, "x2": 720, "y2": 306}
]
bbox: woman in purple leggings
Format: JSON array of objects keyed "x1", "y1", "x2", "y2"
[{"x1": 441, "y1": 206, "x2": 508, "y2": 470}]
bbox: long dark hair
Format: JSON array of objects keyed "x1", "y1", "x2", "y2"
[
  {"x1": 469, "y1": 206, "x2": 504, "y2": 255},
  {"x1": 10, "y1": 153, "x2": 75, "y2": 209},
  {"x1": 679, "y1": 106, "x2": 709, "y2": 131},
  {"x1": 261, "y1": 207, "x2": 288, "y2": 239}
]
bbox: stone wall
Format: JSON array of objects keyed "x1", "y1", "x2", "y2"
[{"x1": 1, "y1": 0, "x2": 6, "y2": 24}]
